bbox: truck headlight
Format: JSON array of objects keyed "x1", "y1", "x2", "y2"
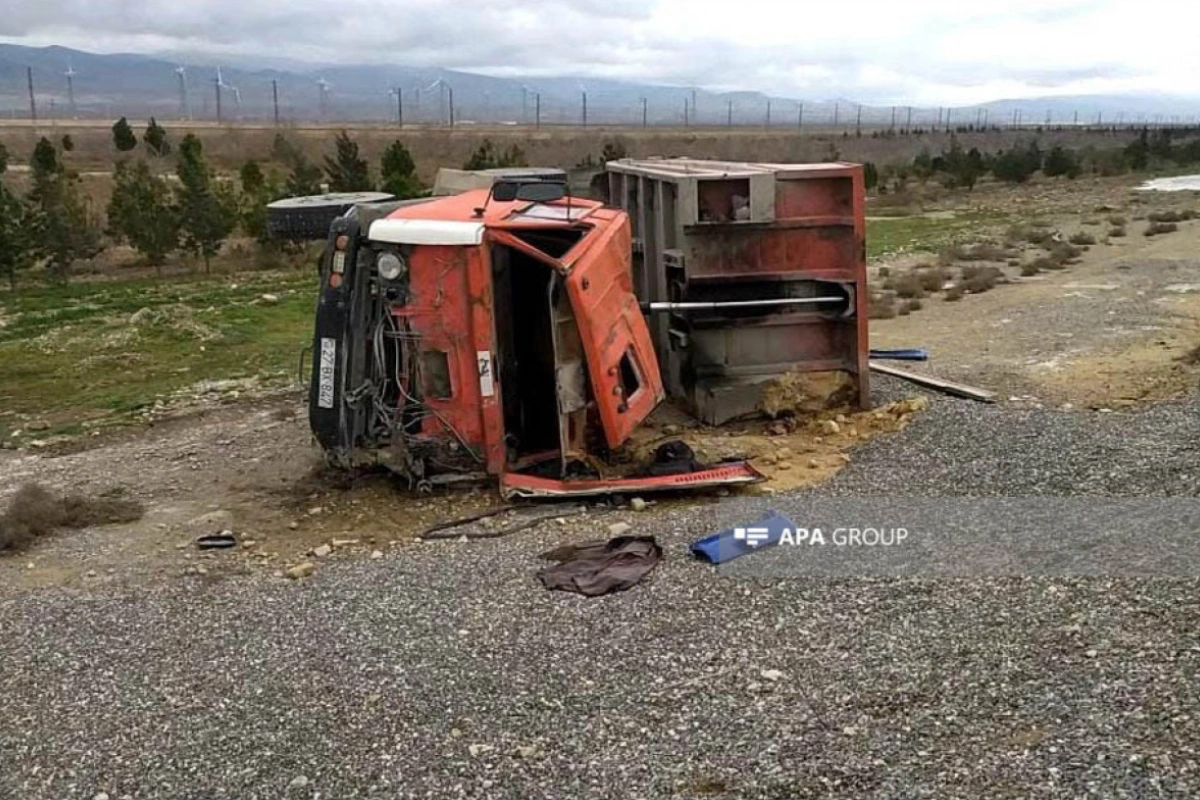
[{"x1": 377, "y1": 251, "x2": 405, "y2": 281}]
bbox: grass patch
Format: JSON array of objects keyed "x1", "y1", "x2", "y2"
[
  {"x1": 1068, "y1": 232, "x2": 1097, "y2": 246},
  {"x1": 0, "y1": 483, "x2": 144, "y2": 553},
  {"x1": 867, "y1": 212, "x2": 1008, "y2": 260},
  {"x1": 1109, "y1": 226, "x2": 1127, "y2": 238},
  {"x1": 0, "y1": 269, "x2": 316, "y2": 436}
]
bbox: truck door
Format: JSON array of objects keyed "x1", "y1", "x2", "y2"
[{"x1": 562, "y1": 220, "x2": 665, "y2": 448}]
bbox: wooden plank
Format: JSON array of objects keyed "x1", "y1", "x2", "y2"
[{"x1": 868, "y1": 361, "x2": 996, "y2": 403}]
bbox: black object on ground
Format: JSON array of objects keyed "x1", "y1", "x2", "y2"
[
  {"x1": 538, "y1": 536, "x2": 662, "y2": 596},
  {"x1": 196, "y1": 532, "x2": 237, "y2": 550}
]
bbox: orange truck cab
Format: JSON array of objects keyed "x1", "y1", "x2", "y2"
[{"x1": 309, "y1": 179, "x2": 761, "y2": 498}]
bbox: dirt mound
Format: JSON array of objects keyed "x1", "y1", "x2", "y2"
[
  {"x1": 758, "y1": 370, "x2": 857, "y2": 417},
  {"x1": 0, "y1": 483, "x2": 145, "y2": 553}
]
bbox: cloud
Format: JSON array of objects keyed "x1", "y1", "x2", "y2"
[{"x1": 1, "y1": 0, "x2": 1197, "y2": 104}]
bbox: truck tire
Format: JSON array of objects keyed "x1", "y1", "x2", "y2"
[{"x1": 266, "y1": 192, "x2": 395, "y2": 241}]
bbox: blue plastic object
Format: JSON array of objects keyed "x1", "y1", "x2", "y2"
[
  {"x1": 869, "y1": 348, "x2": 929, "y2": 361},
  {"x1": 690, "y1": 510, "x2": 797, "y2": 565}
]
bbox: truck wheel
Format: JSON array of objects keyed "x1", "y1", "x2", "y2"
[{"x1": 266, "y1": 192, "x2": 395, "y2": 241}]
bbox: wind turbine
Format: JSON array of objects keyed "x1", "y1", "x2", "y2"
[
  {"x1": 424, "y1": 79, "x2": 453, "y2": 126},
  {"x1": 217, "y1": 68, "x2": 241, "y2": 118},
  {"x1": 317, "y1": 77, "x2": 331, "y2": 121},
  {"x1": 176, "y1": 65, "x2": 191, "y2": 120},
  {"x1": 64, "y1": 59, "x2": 77, "y2": 118},
  {"x1": 388, "y1": 86, "x2": 402, "y2": 126}
]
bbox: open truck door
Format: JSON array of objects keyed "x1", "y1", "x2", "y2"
[{"x1": 562, "y1": 217, "x2": 665, "y2": 447}]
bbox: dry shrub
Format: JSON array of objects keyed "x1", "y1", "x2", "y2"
[
  {"x1": 944, "y1": 285, "x2": 964, "y2": 302},
  {"x1": 869, "y1": 292, "x2": 897, "y2": 320},
  {"x1": 0, "y1": 483, "x2": 145, "y2": 553},
  {"x1": 940, "y1": 242, "x2": 1007, "y2": 263},
  {"x1": 961, "y1": 265, "x2": 1005, "y2": 293},
  {"x1": 917, "y1": 266, "x2": 949, "y2": 292},
  {"x1": 891, "y1": 272, "x2": 926, "y2": 299},
  {"x1": 1146, "y1": 221, "x2": 1179, "y2": 237},
  {"x1": 1006, "y1": 258, "x2": 1021, "y2": 267},
  {"x1": 1108, "y1": 215, "x2": 1127, "y2": 226},
  {"x1": 1012, "y1": 225, "x2": 1060, "y2": 247},
  {"x1": 905, "y1": 298, "x2": 923, "y2": 312},
  {"x1": 1109, "y1": 226, "x2": 1127, "y2": 238},
  {"x1": 1049, "y1": 242, "x2": 1082, "y2": 264},
  {"x1": 877, "y1": 266, "x2": 891, "y2": 278},
  {"x1": 1081, "y1": 218, "x2": 1101, "y2": 226},
  {"x1": 1069, "y1": 232, "x2": 1097, "y2": 246},
  {"x1": 1020, "y1": 262, "x2": 1042, "y2": 276},
  {"x1": 1148, "y1": 209, "x2": 1196, "y2": 224}
]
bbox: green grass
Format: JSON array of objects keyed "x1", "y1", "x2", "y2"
[
  {"x1": 867, "y1": 211, "x2": 1009, "y2": 260},
  {"x1": 0, "y1": 269, "x2": 317, "y2": 440}
]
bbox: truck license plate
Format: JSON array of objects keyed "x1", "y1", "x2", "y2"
[{"x1": 318, "y1": 338, "x2": 336, "y2": 409}]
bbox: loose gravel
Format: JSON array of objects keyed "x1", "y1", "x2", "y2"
[{"x1": 3, "y1": 377, "x2": 1200, "y2": 799}]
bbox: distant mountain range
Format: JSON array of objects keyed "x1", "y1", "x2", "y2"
[{"x1": 2, "y1": 43, "x2": 1199, "y2": 128}]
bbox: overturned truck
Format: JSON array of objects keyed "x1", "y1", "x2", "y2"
[{"x1": 294, "y1": 160, "x2": 867, "y2": 498}]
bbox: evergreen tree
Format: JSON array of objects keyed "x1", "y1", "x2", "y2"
[
  {"x1": 175, "y1": 134, "x2": 237, "y2": 273},
  {"x1": 323, "y1": 130, "x2": 372, "y2": 191},
  {"x1": 26, "y1": 138, "x2": 102, "y2": 283},
  {"x1": 0, "y1": 185, "x2": 37, "y2": 290},
  {"x1": 107, "y1": 160, "x2": 180, "y2": 272},
  {"x1": 112, "y1": 117, "x2": 138, "y2": 152},
  {"x1": 379, "y1": 140, "x2": 423, "y2": 199},
  {"x1": 144, "y1": 118, "x2": 170, "y2": 156}
]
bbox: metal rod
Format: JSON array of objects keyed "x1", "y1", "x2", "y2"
[{"x1": 642, "y1": 296, "x2": 843, "y2": 312}]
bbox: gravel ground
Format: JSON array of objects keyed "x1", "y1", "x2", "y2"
[{"x1": 3, "y1": 377, "x2": 1200, "y2": 799}]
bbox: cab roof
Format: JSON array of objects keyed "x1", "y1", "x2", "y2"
[{"x1": 387, "y1": 188, "x2": 604, "y2": 227}]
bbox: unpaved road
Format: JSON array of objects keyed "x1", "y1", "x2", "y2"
[{"x1": 4, "y1": 377, "x2": 1200, "y2": 799}]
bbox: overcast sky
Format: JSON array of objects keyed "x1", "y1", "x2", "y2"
[{"x1": 2, "y1": 0, "x2": 1196, "y2": 104}]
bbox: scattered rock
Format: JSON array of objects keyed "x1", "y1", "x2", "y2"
[
  {"x1": 331, "y1": 538, "x2": 358, "y2": 547},
  {"x1": 760, "y1": 669, "x2": 786, "y2": 682},
  {"x1": 288, "y1": 521, "x2": 299, "y2": 530},
  {"x1": 662, "y1": 424, "x2": 680, "y2": 435},
  {"x1": 129, "y1": 307, "x2": 154, "y2": 325},
  {"x1": 630, "y1": 497, "x2": 647, "y2": 512},
  {"x1": 450, "y1": 727, "x2": 464, "y2": 739},
  {"x1": 26, "y1": 420, "x2": 50, "y2": 432},
  {"x1": 260, "y1": 293, "x2": 280, "y2": 305},
  {"x1": 775, "y1": 462, "x2": 792, "y2": 471},
  {"x1": 307, "y1": 506, "x2": 324, "y2": 516},
  {"x1": 468, "y1": 743, "x2": 495, "y2": 757},
  {"x1": 608, "y1": 522, "x2": 632, "y2": 536},
  {"x1": 775, "y1": 446, "x2": 793, "y2": 460},
  {"x1": 820, "y1": 420, "x2": 841, "y2": 435},
  {"x1": 513, "y1": 745, "x2": 539, "y2": 758},
  {"x1": 287, "y1": 775, "x2": 309, "y2": 790},
  {"x1": 370, "y1": 550, "x2": 384, "y2": 560},
  {"x1": 311, "y1": 544, "x2": 332, "y2": 558},
  {"x1": 285, "y1": 562, "x2": 315, "y2": 580}
]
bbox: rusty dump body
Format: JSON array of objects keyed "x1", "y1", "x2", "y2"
[
  {"x1": 604, "y1": 159, "x2": 869, "y2": 424},
  {"x1": 309, "y1": 183, "x2": 763, "y2": 498}
]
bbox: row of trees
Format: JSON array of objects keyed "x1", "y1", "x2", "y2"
[
  {"x1": 875, "y1": 128, "x2": 1200, "y2": 193},
  {"x1": 1, "y1": 127, "x2": 431, "y2": 287}
]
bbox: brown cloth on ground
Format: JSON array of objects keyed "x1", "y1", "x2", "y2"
[{"x1": 537, "y1": 536, "x2": 662, "y2": 596}]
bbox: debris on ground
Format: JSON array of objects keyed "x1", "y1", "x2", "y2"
[
  {"x1": 869, "y1": 362, "x2": 996, "y2": 403},
  {"x1": 537, "y1": 536, "x2": 663, "y2": 596},
  {"x1": 0, "y1": 483, "x2": 144, "y2": 554},
  {"x1": 691, "y1": 510, "x2": 796, "y2": 564}
]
